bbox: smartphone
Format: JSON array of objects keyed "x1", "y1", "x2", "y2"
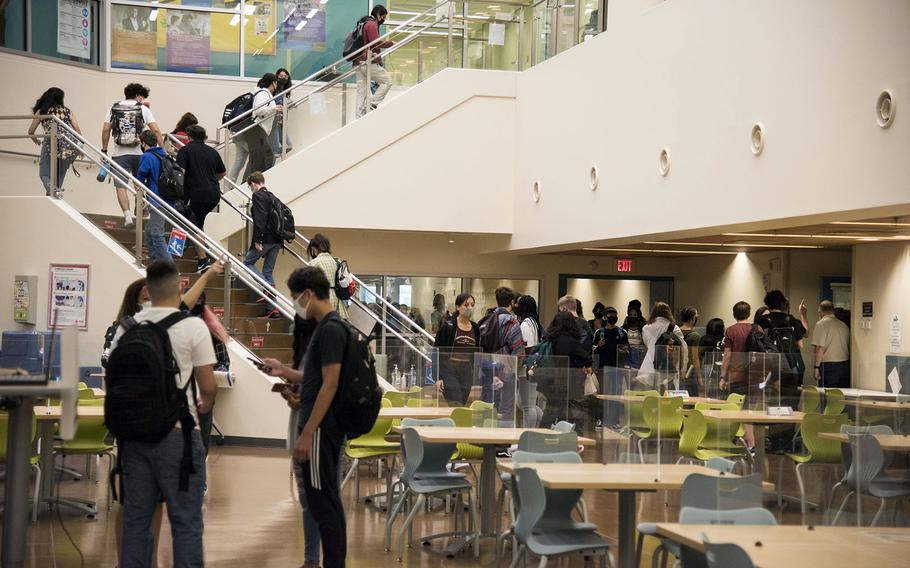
[{"x1": 247, "y1": 356, "x2": 269, "y2": 372}]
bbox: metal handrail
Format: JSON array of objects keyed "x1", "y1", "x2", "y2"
[
  {"x1": 0, "y1": 147, "x2": 94, "y2": 165},
  {"x1": 164, "y1": 134, "x2": 436, "y2": 350},
  {"x1": 218, "y1": 0, "x2": 453, "y2": 133}
]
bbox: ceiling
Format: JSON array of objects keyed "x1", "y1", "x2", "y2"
[{"x1": 567, "y1": 216, "x2": 910, "y2": 258}]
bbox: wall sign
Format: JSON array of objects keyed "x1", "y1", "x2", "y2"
[
  {"x1": 250, "y1": 336, "x2": 265, "y2": 349},
  {"x1": 48, "y1": 264, "x2": 89, "y2": 329},
  {"x1": 617, "y1": 259, "x2": 634, "y2": 273},
  {"x1": 57, "y1": 0, "x2": 91, "y2": 59},
  {"x1": 862, "y1": 301, "x2": 873, "y2": 318}
]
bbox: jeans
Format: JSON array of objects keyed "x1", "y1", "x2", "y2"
[
  {"x1": 228, "y1": 126, "x2": 273, "y2": 183},
  {"x1": 243, "y1": 242, "x2": 280, "y2": 287},
  {"x1": 38, "y1": 140, "x2": 69, "y2": 194},
  {"x1": 145, "y1": 206, "x2": 170, "y2": 262},
  {"x1": 289, "y1": 410, "x2": 321, "y2": 565},
  {"x1": 355, "y1": 63, "x2": 392, "y2": 118},
  {"x1": 121, "y1": 430, "x2": 206, "y2": 568},
  {"x1": 268, "y1": 121, "x2": 293, "y2": 156}
]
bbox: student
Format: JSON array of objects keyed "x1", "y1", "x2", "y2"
[
  {"x1": 698, "y1": 318, "x2": 726, "y2": 392},
  {"x1": 514, "y1": 295, "x2": 543, "y2": 427},
  {"x1": 27, "y1": 87, "x2": 82, "y2": 196},
  {"x1": 588, "y1": 302, "x2": 606, "y2": 332},
  {"x1": 353, "y1": 5, "x2": 394, "y2": 118},
  {"x1": 430, "y1": 293, "x2": 448, "y2": 334},
  {"x1": 112, "y1": 260, "x2": 217, "y2": 568},
  {"x1": 557, "y1": 295, "x2": 593, "y2": 355},
  {"x1": 720, "y1": 301, "x2": 756, "y2": 450},
  {"x1": 623, "y1": 300, "x2": 646, "y2": 347},
  {"x1": 135, "y1": 130, "x2": 172, "y2": 263},
  {"x1": 228, "y1": 73, "x2": 280, "y2": 183},
  {"x1": 485, "y1": 287, "x2": 524, "y2": 427},
  {"x1": 260, "y1": 266, "x2": 347, "y2": 568},
  {"x1": 306, "y1": 233, "x2": 348, "y2": 319},
  {"x1": 594, "y1": 306, "x2": 629, "y2": 427},
  {"x1": 756, "y1": 290, "x2": 807, "y2": 408},
  {"x1": 102, "y1": 83, "x2": 162, "y2": 228},
  {"x1": 812, "y1": 300, "x2": 851, "y2": 388},
  {"x1": 242, "y1": 171, "x2": 282, "y2": 308},
  {"x1": 434, "y1": 292, "x2": 480, "y2": 406},
  {"x1": 176, "y1": 124, "x2": 226, "y2": 273},
  {"x1": 268, "y1": 67, "x2": 294, "y2": 158},
  {"x1": 637, "y1": 302, "x2": 688, "y2": 390},
  {"x1": 678, "y1": 306, "x2": 702, "y2": 396},
  {"x1": 170, "y1": 112, "x2": 198, "y2": 150},
  {"x1": 539, "y1": 311, "x2": 593, "y2": 428}
]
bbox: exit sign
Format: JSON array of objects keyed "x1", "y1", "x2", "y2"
[{"x1": 617, "y1": 259, "x2": 634, "y2": 273}]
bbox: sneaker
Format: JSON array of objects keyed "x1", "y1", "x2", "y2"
[
  {"x1": 195, "y1": 258, "x2": 212, "y2": 274},
  {"x1": 748, "y1": 447, "x2": 756, "y2": 457},
  {"x1": 496, "y1": 449, "x2": 511, "y2": 459},
  {"x1": 123, "y1": 218, "x2": 135, "y2": 229}
]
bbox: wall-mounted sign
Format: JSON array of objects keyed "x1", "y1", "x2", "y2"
[
  {"x1": 862, "y1": 301, "x2": 873, "y2": 318},
  {"x1": 616, "y1": 259, "x2": 634, "y2": 273},
  {"x1": 250, "y1": 336, "x2": 265, "y2": 349},
  {"x1": 48, "y1": 264, "x2": 89, "y2": 329}
]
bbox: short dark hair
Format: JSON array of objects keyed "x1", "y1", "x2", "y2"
[
  {"x1": 678, "y1": 306, "x2": 698, "y2": 324},
  {"x1": 705, "y1": 318, "x2": 726, "y2": 338},
  {"x1": 371, "y1": 5, "x2": 388, "y2": 18},
  {"x1": 124, "y1": 83, "x2": 150, "y2": 99},
  {"x1": 145, "y1": 260, "x2": 179, "y2": 301},
  {"x1": 247, "y1": 171, "x2": 265, "y2": 184},
  {"x1": 139, "y1": 129, "x2": 157, "y2": 148},
  {"x1": 287, "y1": 266, "x2": 330, "y2": 300},
  {"x1": 455, "y1": 292, "x2": 474, "y2": 307},
  {"x1": 764, "y1": 289, "x2": 787, "y2": 310},
  {"x1": 495, "y1": 286, "x2": 515, "y2": 308},
  {"x1": 258, "y1": 73, "x2": 278, "y2": 88},
  {"x1": 308, "y1": 233, "x2": 331, "y2": 257},
  {"x1": 186, "y1": 124, "x2": 206, "y2": 142},
  {"x1": 733, "y1": 301, "x2": 751, "y2": 321}
]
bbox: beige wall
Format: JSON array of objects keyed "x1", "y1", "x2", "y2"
[
  {"x1": 853, "y1": 242, "x2": 908, "y2": 391},
  {"x1": 566, "y1": 278, "x2": 652, "y2": 318}
]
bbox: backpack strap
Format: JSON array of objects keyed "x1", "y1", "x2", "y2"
[{"x1": 157, "y1": 311, "x2": 191, "y2": 331}]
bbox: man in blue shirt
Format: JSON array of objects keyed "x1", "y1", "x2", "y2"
[{"x1": 136, "y1": 129, "x2": 172, "y2": 263}]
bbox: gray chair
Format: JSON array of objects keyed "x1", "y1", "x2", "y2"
[
  {"x1": 510, "y1": 466, "x2": 614, "y2": 568},
  {"x1": 679, "y1": 506, "x2": 777, "y2": 525},
  {"x1": 705, "y1": 457, "x2": 737, "y2": 473},
  {"x1": 703, "y1": 540, "x2": 756, "y2": 568},
  {"x1": 385, "y1": 426, "x2": 479, "y2": 561},
  {"x1": 636, "y1": 472, "x2": 763, "y2": 568},
  {"x1": 552, "y1": 420, "x2": 576, "y2": 433},
  {"x1": 832, "y1": 433, "x2": 910, "y2": 526},
  {"x1": 828, "y1": 424, "x2": 894, "y2": 517}
]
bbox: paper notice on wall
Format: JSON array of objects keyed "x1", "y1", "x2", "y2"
[
  {"x1": 489, "y1": 23, "x2": 506, "y2": 46},
  {"x1": 57, "y1": 0, "x2": 91, "y2": 59},
  {"x1": 309, "y1": 92, "x2": 326, "y2": 115},
  {"x1": 48, "y1": 264, "x2": 89, "y2": 329},
  {"x1": 888, "y1": 367, "x2": 902, "y2": 394},
  {"x1": 890, "y1": 314, "x2": 902, "y2": 353}
]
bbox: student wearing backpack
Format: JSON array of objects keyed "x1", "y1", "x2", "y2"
[
  {"x1": 102, "y1": 83, "x2": 162, "y2": 228},
  {"x1": 698, "y1": 317, "x2": 726, "y2": 393},
  {"x1": 136, "y1": 130, "x2": 174, "y2": 263},
  {"x1": 242, "y1": 171, "x2": 282, "y2": 309},
  {"x1": 637, "y1": 302, "x2": 688, "y2": 390},
  {"x1": 27, "y1": 87, "x2": 83, "y2": 196},
  {"x1": 352, "y1": 5, "x2": 394, "y2": 118},
  {"x1": 719, "y1": 302, "x2": 757, "y2": 451},
  {"x1": 514, "y1": 295, "x2": 544, "y2": 427},
  {"x1": 107, "y1": 260, "x2": 217, "y2": 568},
  {"x1": 594, "y1": 306, "x2": 629, "y2": 428},
  {"x1": 227, "y1": 73, "x2": 280, "y2": 183},
  {"x1": 306, "y1": 233, "x2": 348, "y2": 319},
  {"x1": 260, "y1": 266, "x2": 349, "y2": 568},
  {"x1": 756, "y1": 290, "x2": 807, "y2": 409},
  {"x1": 678, "y1": 306, "x2": 703, "y2": 396}
]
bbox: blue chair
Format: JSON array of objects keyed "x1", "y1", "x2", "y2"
[
  {"x1": 703, "y1": 540, "x2": 756, "y2": 568},
  {"x1": 677, "y1": 508, "x2": 775, "y2": 568}
]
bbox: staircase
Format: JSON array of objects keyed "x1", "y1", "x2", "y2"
[{"x1": 84, "y1": 213, "x2": 295, "y2": 365}]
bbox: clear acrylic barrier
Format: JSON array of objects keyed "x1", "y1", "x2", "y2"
[
  {"x1": 471, "y1": 353, "x2": 519, "y2": 428},
  {"x1": 745, "y1": 351, "x2": 783, "y2": 411},
  {"x1": 700, "y1": 348, "x2": 724, "y2": 399},
  {"x1": 432, "y1": 347, "x2": 479, "y2": 408},
  {"x1": 524, "y1": 355, "x2": 570, "y2": 430}
]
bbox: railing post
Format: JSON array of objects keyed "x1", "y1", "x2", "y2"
[
  {"x1": 341, "y1": 82, "x2": 348, "y2": 127},
  {"x1": 224, "y1": 129, "x2": 234, "y2": 184},
  {"x1": 223, "y1": 260, "x2": 233, "y2": 332},
  {"x1": 461, "y1": 1, "x2": 468, "y2": 68},
  {"x1": 518, "y1": 9, "x2": 525, "y2": 71},
  {"x1": 447, "y1": 1, "x2": 454, "y2": 67},
  {"x1": 365, "y1": 54, "x2": 372, "y2": 115},
  {"x1": 242, "y1": 199, "x2": 251, "y2": 253},
  {"x1": 280, "y1": 101, "x2": 288, "y2": 161},
  {"x1": 48, "y1": 120, "x2": 58, "y2": 198},
  {"x1": 134, "y1": 188, "x2": 145, "y2": 268}
]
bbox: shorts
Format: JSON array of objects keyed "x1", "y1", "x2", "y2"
[
  {"x1": 111, "y1": 154, "x2": 141, "y2": 189},
  {"x1": 188, "y1": 201, "x2": 218, "y2": 231}
]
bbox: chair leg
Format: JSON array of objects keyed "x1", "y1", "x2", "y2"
[
  {"x1": 398, "y1": 494, "x2": 425, "y2": 561},
  {"x1": 578, "y1": 497, "x2": 589, "y2": 522},
  {"x1": 634, "y1": 532, "x2": 645, "y2": 568},
  {"x1": 777, "y1": 458, "x2": 785, "y2": 508},
  {"x1": 871, "y1": 498, "x2": 888, "y2": 526},
  {"x1": 496, "y1": 482, "x2": 507, "y2": 535},
  {"x1": 832, "y1": 491, "x2": 854, "y2": 526},
  {"x1": 638, "y1": 438, "x2": 646, "y2": 464},
  {"x1": 385, "y1": 487, "x2": 409, "y2": 551},
  {"x1": 795, "y1": 463, "x2": 807, "y2": 523},
  {"x1": 340, "y1": 458, "x2": 358, "y2": 494},
  {"x1": 31, "y1": 464, "x2": 41, "y2": 524},
  {"x1": 538, "y1": 555, "x2": 548, "y2": 568},
  {"x1": 509, "y1": 545, "x2": 526, "y2": 568},
  {"x1": 468, "y1": 489, "x2": 480, "y2": 559}
]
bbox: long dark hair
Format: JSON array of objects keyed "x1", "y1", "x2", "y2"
[
  {"x1": 546, "y1": 311, "x2": 580, "y2": 341},
  {"x1": 704, "y1": 318, "x2": 725, "y2": 339},
  {"x1": 116, "y1": 278, "x2": 147, "y2": 321},
  {"x1": 172, "y1": 112, "x2": 198, "y2": 134},
  {"x1": 514, "y1": 295, "x2": 542, "y2": 335},
  {"x1": 276, "y1": 67, "x2": 292, "y2": 92},
  {"x1": 32, "y1": 87, "x2": 65, "y2": 114}
]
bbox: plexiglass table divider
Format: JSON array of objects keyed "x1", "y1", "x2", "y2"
[{"x1": 471, "y1": 353, "x2": 519, "y2": 428}]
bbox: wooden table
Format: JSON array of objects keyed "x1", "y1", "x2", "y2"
[
  {"x1": 818, "y1": 387, "x2": 905, "y2": 399},
  {"x1": 92, "y1": 388, "x2": 105, "y2": 398},
  {"x1": 845, "y1": 399, "x2": 910, "y2": 410},
  {"x1": 697, "y1": 410, "x2": 805, "y2": 479},
  {"x1": 819, "y1": 432, "x2": 910, "y2": 452},
  {"x1": 653, "y1": 523, "x2": 910, "y2": 567},
  {"x1": 378, "y1": 407, "x2": 456, "y2": 420},
  {"x1": 495, "y1": 462, "x2": 772, "y2": 568},
  {"x1": 397, "y1": 426, "x2": 595, "y2": 534},
  {"x1": 596, "y1": 394, "x2": 727, "y2": 406}
]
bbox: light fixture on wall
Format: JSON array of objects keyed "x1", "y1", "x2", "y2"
[
  {"x1": 589, "y1": 165, "x2": 599, "y2": 190},
  {"x1": 876, "y1": 90, "x2": 895, "y2": 129},
  {"x1": 532, "y1": 180, "x2": 541, "y2": 203},
  {"x1": 659, "y1": 148, "x2": 670, "y2": 176},
  {"x1": 447, "y1": 234, "x2": 455, "y2": 244},
  {"x1": 750, "y1": 123, "x2": 765, "y2": 156}
]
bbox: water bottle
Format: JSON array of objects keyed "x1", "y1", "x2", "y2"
[
  {"x1": 392, "y1": 364, "x2": 401, "y2": 389},
  {"x1": 96, "y1": 164, "x2": 108, "y2": 182},
  {"x1": 409, "y1": 365, "x2": 417, "y2": 389}
]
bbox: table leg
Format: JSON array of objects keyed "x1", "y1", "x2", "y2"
[
  {"x1": 479, "y1": 446, "x2": 497, "y2": 535},
  {"x1": 2, "y1": 397, "x2": 34, "y2": 568},
  {"x1": 617, "y1": 490, "x2": 637, "y2": 568},
  {"x1": 754, "y1": 424, "x2": 767, "y2": 479},
  {"x1": 38, "y1": 419, "x2": 56, "y2": 505}
]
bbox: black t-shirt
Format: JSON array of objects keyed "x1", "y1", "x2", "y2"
[
  {"x1": 298, "y1": 312, "x2": 346, "y2": 422},
  {"x1": 176, "y1": 140, "x2": 226, "y2": 204},
  {"x1": 757, "y1": 312, "x2": 806, "y2": 353},
  {"x1": 593, "y1": 326, "x2": 628, "y2": 367}
]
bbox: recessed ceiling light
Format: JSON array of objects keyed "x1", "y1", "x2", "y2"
[
  {"x1": 644, "y1": 241, "x2": 822, "y2": 249},
  {"x1": 582, "y1": 248, "x2": 739, "y2": 255},
  {"x1": 830, "y1": 221, "x2": 910, "y2": 227},
  {"x1": 723, "y1": 232, "x2": 910, "y2": 241}
]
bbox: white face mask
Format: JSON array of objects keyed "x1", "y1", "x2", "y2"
[
  {"x1": 461, "y1": 306, "x2": 475, "y2": 319},
  {"x1": 140, "y1": 301, "x2": 152, "y2": 311},
  {"x1": 294, "y1": 294, "x2": 310, "y2": 321}
]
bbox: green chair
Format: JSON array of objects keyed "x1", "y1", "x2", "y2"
[
  {"x1": 384, "y1": 392, "x2": 407, "y2": 407},
  {"x1": 623, "y1": 389, "x2": 660, "y2": 435},
  {"x1": 695, "y1": 402, "x2": 749, "y2": 458},
  {"x1": 405, "y1": 397, "x2": 436, "y2": 408},
  {"x1": 77, "y1": 388, "x2": 96, "y2": 400},
  {"x1": 341, "y1": 400, "x2": 400, "y2": 504},
  {"x1": 55, "y1": 414, "x2": 116, "y2": 513},
  {"x1": 635, "y1": 396, "x2": 683, "y2": 463},
  {"x1": 824, "y1": 389, "x2": 846, "y2": 415},
  {"x1": 451, "y1": 407, "x2": 486, "y2": 461},
  {"x1": 0, "y1": 412, "x2": 42, "y2": 523},
  {"x1": 677, "y1": 410, "x2": 744, "y2": 465},
  {"x1": 780, "y1": 412, "x2": 848, "y2": 522},
  {"x1": 799, "y1": 386, "x2": 821, "y2": 414},
  {"x1": 726, "y1": 393, "x2": 746, "y2": 409},
  {"x1": 77, "y1": 397, "x2": 105, "y2": 407}
]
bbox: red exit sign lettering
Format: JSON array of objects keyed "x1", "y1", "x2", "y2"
[{"x1": 617, "y1": 259, "x2": 634, "y2": 273}]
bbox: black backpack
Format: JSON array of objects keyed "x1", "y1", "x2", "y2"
[
  {"x1": 105, "y1": 313, "x2": 199, "y2": 494},
  {"x1": 766, "y1": 325, "x2": 799, "y2": 367},
  {"x1": 110, "y1": 102, "x2": 145, "y2": 146},
  {"x1": 342, "y1": 16, "x2": 372, "y2": 61},
  {"x1": 653, "y1": 324, "x2": 683, "y2": 371},
  {"x1": 152, "y1": 152, "x2": 185, "y2": 201},
  {"x1": 266, "y1": 192, "x2": 296, "y2": 243},
  {"x1": 745, "y1": 324, "x2": 780, "y2": 354},
  {"x1": 221, "y1": 88, "x2": 268, "y2": 133},
  {"x1": 334, "y1": 257, "x2": 355, "y2": 301},
  {"x1": 478, "y1": 310, "x2": 502, "y2": 354},
  {"x1": 326, "y1": 318, "x2": 382, "y2": 438}
]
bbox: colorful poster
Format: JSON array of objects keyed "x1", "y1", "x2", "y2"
[
  {"x1": 111, "y1": 4, "x2": 157, "y2": 69},
  {"x1": 57, "y1": 0, "x2": 91, "y2": 59},
  {"x1": 48, "y1": 264, "x2": 89, "y2": 330},
  {"x1": 210, "y1": 0, "x2": 276, "y2": 55},
  {"x1": 166, "y1": 10, "x2": 212, "y2": 72},
  {"x1": 284, "y1": 0, "x2": 326, "y2": 51}
]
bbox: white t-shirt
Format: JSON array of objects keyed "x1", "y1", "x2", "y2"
[
  {"x1": 638, "y1": 317, "x2": 689, "y2": 376},
  {"x1": 251, "y1": 87, "x2": 276, "y2": 131},
  {"x1": 520, "y1": 318, "x2": 540, "y2": 349},
  {"x1": 111, "y1": 307, "x2": 216, "y2": 425},
  {"x1": 104, "y1": 99, "x2": 157, "y2": 157}
]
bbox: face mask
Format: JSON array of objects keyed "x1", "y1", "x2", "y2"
[
  {"x1": 140, "y1": 301, "x2": 152, "y2": 311},
  {"x1": 606, "y1": 315, "x2": 618, "y2": 325},
  {"x1": 294, "y1": 295, "x2": 310, "y2": 320},
  {"x1": 461, "y1": 306, "x2": 475, "y2": 319}
]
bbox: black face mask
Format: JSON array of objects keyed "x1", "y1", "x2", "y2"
[{"x1": 606, "y1": 315, "x2": 619, "y2": 325}]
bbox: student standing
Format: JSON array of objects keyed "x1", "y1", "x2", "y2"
[
  {"x1": 176, "y1": 125, "x2": 226, "y2": 273},
  {"x1": 678, "y1": 306, "x2": 702, "y2": 396},
  {"x1": 242, "y1": 171, "x2": 282, "y2": 303},
  {"x1": 637, "y1": 302, "x2": 688, "y2": 390},
  {"x1": 353, "y1": 5, "x2": 394, "y2": 118},
  {"x1": 27, "y1": 87, "x2": 82, "y2": 196},
  {"x1": 268, "y1": 68, "x2": 294, "y2": 158},
  {"x1": 228, "y1": 73, "x2": 280, "y2": 183},
  {"x1": 539, "y1": 311, "x2": 593, "y2": 428},
  {"x1": 515, "y1": 295, "x2": 544, "y2": 427},
  {"x1": 135, "y1": 130, "x2": 172, "y2": 263},
  {"x1": 756, "y1": 290, "x2": 807, "y2": 409},
  {"x1": 102, "y1": 83, "x2": 162, "y2": 228},
  {"x1": 434, "y1": 293, "x2": 480, "y2": 406},
  {"x1": 594, "y1": 306, "x2": 628, "y2": 427},
  {"x1": 719, "y1": 301, "x2": 756, "y2": 450}
]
